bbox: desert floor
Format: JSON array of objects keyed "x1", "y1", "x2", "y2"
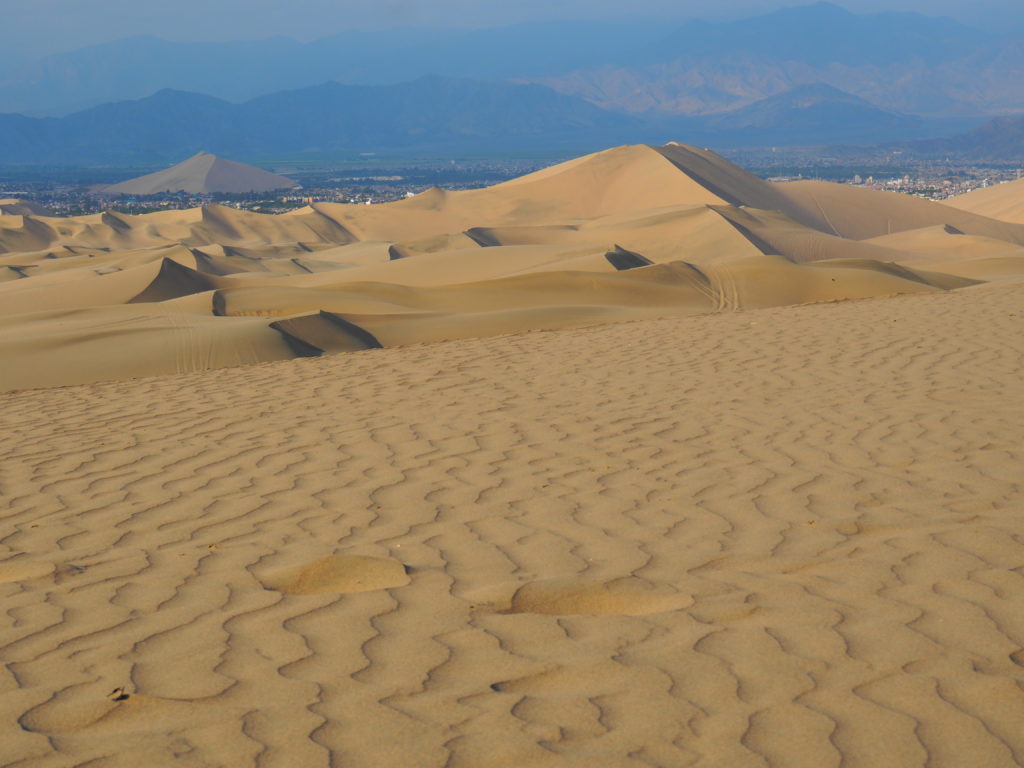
[{"x1": 2, "y1": 275, "x2": 1022, "y2": 767}]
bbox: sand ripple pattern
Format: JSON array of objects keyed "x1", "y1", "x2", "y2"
[{"x1": 1, "y1": 281, "x2": 1023, "y2": 767}]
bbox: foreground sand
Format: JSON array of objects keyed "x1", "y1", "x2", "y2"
[{"x1": 2, "y1": 276, "x2": 1022, "y2": 767}]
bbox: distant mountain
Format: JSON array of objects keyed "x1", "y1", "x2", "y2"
[
  {"x1": 537, "y1": 3, "x2": 1024, "y2": 118},
  {"x1": 0, "y1": 78, "x2": 645, "y2": 165},
  {"x1": 0, "y1": 74, "x2": 983, "y2": 166},
  {"x1": 910, "y1": 116, "x2": 1024, "y2": 160},
  {"x1": 636, "y1": 3, "x2": 988, "y2": 69},
  {"x1": 104, "y1": 153, "x2": 298, "y2": 195},
  {"x1": 3, "y1": 5, "x2": 1024, "y2": 121},
  {"x1": 0, "y1": 36, "x2": 305, "y2": 117},
  {"x1": 698, "y1": 84, "x2": 925, "y2": 145},
  {"x1": 0, "y1": 22, "x2": 660, "y2": 117}
]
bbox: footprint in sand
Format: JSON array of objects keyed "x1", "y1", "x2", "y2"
[
  {"x1": 258, "y1": 554, "x2": 410, "y2": 595},
  {"x1": 508, "y1": 576, "x2": 692, "y2": 616}
]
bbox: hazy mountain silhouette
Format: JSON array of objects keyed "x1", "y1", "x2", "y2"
[
  {"x1": 0, "y1": 78, "x2": 646, "y2": 164},
  {"x1": 636, "y1": 3, "x2": 988, "y2": 68},
  {"x1": 0, "y1": 22, "x2": 659, "y2": 117},
  {"x1": 697, "y1": 84, "x2": 925, "y2": 145},
  {"x1": 0, "y1": 72, "x2": 982, "y2": 165},
  {"x1": 538, "y1": 3, "x2": 1019, "y2": 118},
  {"x1": 910, "y1": 116, "x2": 1024, "y2": 160},
  {"x1": 1, "y1": 4, "x2": 1020, "y2": 121}
]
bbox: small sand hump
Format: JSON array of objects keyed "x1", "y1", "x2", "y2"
[
  {"x1": 509, "y1": 576, "x2": 693, "y2": 616},
  {"x1": 259, "y1": 554, "x2": 410, "y2": 595}
]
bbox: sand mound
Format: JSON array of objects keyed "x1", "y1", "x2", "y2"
[
  {"x1": 105, "y1": 153, "x2": 298, "y2": 195},
  {"x1": 129, "y1": 258, "x2": 222, "y2": 302},
  {"x1": 0, "y1": 142, "x2": 1016, "y2": 391},
  {"x1": 946, "y1": 177, "x2": 1024, "y2": 223},
  {"x1": 269, "y1": 311, "x2": 383, "y2": 355},
  {"x1": 0, "y1": 198, "x2": 53, "y2": 216},
  {"x1": 258, "y1": 555, "x2": 410, "y2": 595},
  {"x1": 509, "y1": 577, "x2": 693, "y2": 615},
  {"x1": 773, "y1": 180, "x2": 1024, "y2": 242}
]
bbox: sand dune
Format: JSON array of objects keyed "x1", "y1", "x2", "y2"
[
  {"x1": 104, "y1": 152, "x2": 299, "y2": 195},
  {"x1": 865, "y1": 225, "x2": 1024, "y2": 280},
  {"x1": 0, "y1": 142, "x2": 1018, "y2": 393},
  {"x1": 772, "y1": 180, "x2": 1024, "y2": 242},
  {"x1": 0, "y1": 198, "x2": 53, "y2": 216},
  {"x1": 2, "y1": 142, "x2": 1024, "y2": 766},
  {"x1": 1, "y1": 277, "x2": 1021, "y2": 766},
  {"x1": 946, "y1": 177, "x2": 1024, "y2": 223}
]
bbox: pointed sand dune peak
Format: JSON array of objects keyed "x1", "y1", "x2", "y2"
[
  {"x1": 306, "y1": 143, "x2": 791, "y2": 243},
  {"x1": 475, "y1": 140, "x2": 804, "y2": 227},
  {"x1": 105, "y1": 153, "x2": 299, "y2": 196}
]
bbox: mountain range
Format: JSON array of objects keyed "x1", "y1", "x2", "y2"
[
  {"x1": 2, "y1": 3, "x2": 1023, "y2": 163},
  {"x1": 0, "y1": 22, "x2": 660, "y2": 117},
  {"x1": 0, "y1": 79, "x2": 646, "y2": 165},
  {"x1": 538, "y1": 3, "x2": 1009, "y2": 118},
  {"x1": 1, "y1": 3, "x2": 1022, "y2": 123},
  {"x1": 0, "y1": 76, "x2": 963, "y2": 165},
  {"x1": 909, "y1": 116, "x2": 1024, "y2": 160}
]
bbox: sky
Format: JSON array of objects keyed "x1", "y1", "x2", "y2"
[{"x1": 2, "y1": 0, "x2": 1022, "y2": 64}]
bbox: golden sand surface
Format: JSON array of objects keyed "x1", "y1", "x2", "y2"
[
  {"x1": 2, "y1": 143, "x2": 1024, "y2": 766},
  {"x1": 947, "y1": 177, "x2": 1024, "y2": 224},
  {"x1": 1, "y1": 276, "x2": 1022, "y2": 767}
]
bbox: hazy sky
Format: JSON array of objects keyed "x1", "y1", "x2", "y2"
[{"x1": 2, "y1": 0, "x2": 1022, "y2": 63}]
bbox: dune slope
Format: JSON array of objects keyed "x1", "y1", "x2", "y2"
[{"x1": 945, "y1": 177, "x2": 1024, "y2": 224}]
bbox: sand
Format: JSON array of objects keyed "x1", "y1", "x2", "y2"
[
  {"x1": 104, "y1": 153, "x2": 299, "y2": 195},
  {"x1": 3, "y1": 142, "x2": 1023, "y2": 392},
  {"x1": 2, "y1": 142, "x2": 1024, "y2": 765},
  {"x1": 0, "y1": 199, "x2": 53, "y2": 217},
  {"x1": 1, "y1": 278, "x2": 1022, "y2": 767},
  {"x1": 947, "y1": 177, "x2": 1024, "y2": 224}
]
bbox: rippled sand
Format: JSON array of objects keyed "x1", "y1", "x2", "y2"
[{"x1": 2, "y1": 276, "x2": 1022, "y2": 766}]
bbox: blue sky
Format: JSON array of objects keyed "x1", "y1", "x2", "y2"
[{"x1": 2, "y1": 0, "x2": 1021, "y2": 62}]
